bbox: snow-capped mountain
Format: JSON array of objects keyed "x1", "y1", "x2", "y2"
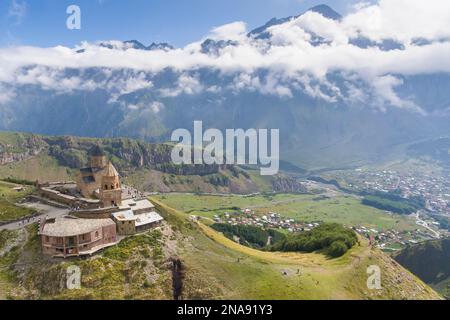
[{"x1": 0, "y1": 3, "x2": 449, "y2": 169}]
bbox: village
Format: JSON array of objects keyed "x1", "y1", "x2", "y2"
[
  {"x1": 209, "y1": 200, "x2": 448, "y2": 253},
  {"x1": 334, "y1": 168, "x2": 450, "y2": 215},
  {"x1": 212, "y1": 209, "x2": 321, "y2": 233}
]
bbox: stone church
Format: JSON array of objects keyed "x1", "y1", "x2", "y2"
[{"x1": 76, "y1": 145, "x2": 122, "y2": 208}]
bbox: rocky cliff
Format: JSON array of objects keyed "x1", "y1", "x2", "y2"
[{"x1": 0, "y1": 132, "x2": 306, "y2": 194}]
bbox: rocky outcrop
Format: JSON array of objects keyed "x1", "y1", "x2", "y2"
[
  {"x1": 0, "y1": 134, "x2": 45, "y2": 165},
  {"x1": 271, "y1": 176, "x2": 307, "y2": 193}
]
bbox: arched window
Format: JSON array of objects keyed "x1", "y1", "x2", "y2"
[
  {"x1": 104, "y1": 184, "x2": 108, "y2": 190},
  {"x1": 111, "y1": 185, "x2": 114, "y2": 190}
]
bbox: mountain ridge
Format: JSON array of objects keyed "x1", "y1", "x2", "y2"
[
  {"x1": 248, "y1": 4, "x2": 341, "y2": 37},
  {"x1": 0, "y1": 131, "x2": 308, "y2": 194},
  {"x1": 1, "y1": 5, "x2": 450, "y2": 170}
]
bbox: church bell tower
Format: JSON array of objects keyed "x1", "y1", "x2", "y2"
[{"x1": 99, "y1": 162, "x2": 122, "y2": 208}]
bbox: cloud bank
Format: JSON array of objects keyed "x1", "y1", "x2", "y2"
[{"x1": 1, "y1": 0, "x2": 450, "y2": 113}]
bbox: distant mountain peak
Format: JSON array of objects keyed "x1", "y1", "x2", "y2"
[
  {"x1": 124, "y1": 40, "x2": 147, "y2": 50},
  {"x1": 147, "y1": 42, "x2": 174, "y2": 51},
  {"x1": 308, "y1": 4, "x2": 342, "y2": 21},
  {"x1": 248, "y1": 4, "x2": 341, "y2": 38}
]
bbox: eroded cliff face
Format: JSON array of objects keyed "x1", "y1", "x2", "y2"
[
  {"x1": 0, "y1": 134, "x2": 46, "y2": 165},
  {"x1": 271, "y1": 175, "x2": 308, "y2": 193},
  {"x1": 0, "y1": 132, "x2": 307, "y2": 194}
]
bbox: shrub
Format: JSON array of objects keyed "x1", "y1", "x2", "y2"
[
  {"x1": 326, "y1": 241, "x2": 349, "y2": 258},
  {"x1": 271, "y1": 223, "x2": 357, "y2": 258},
  {"x1": 211, "y1": 223, "x2": 286, "y2": 249}
]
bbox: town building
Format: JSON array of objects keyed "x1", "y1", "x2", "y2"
[{"x1": 40, "y1": 216, "x2": 117, "y2": 258}]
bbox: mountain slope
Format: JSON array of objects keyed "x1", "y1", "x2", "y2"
[
  {"x1": 394, "y1": 239, "x2": 450, "y2": 298},
  {"x1": 0, "y1": 200, "x2": 442, "y2": 300},
  {"x1": 1, "y1": 5, "x2": 450, "y2": 170},
  {"x1": 0, "y1": 132, "x2": 307, "y2": 194}
]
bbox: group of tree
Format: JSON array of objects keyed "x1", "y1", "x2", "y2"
[
  {"x1": 270, "y1": 223, "x2": 358, "y2": 258},
  {"x1": 211, "y1": 223, "x2": 286, "y2": 249},
  {"x1": 361, "y1": 191, "x2": 424, "y2": 215}
]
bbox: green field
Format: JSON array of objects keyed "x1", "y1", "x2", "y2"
[
  {"x1": 153, "y1": 193, "x2": 302, "y2": 218},
  {"x1": 152, "y1": 193, "x2": 419, "y2": 231},
  {"x1": 0, "y1": 181, "x2": 35, "y2": 222}
]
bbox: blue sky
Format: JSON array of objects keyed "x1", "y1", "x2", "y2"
[{"x1": 0, "y1": 0, "x2": 366, "y2": 48}]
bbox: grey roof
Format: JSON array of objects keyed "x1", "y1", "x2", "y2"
[
  {"x1": 41, "y1": 217, "x2": 115, "y2": 237},
  {"x1": 120, "y1": 199, "x2": 155, "y2": 211},
  {"x1": 135, "y1": 212, "x2": 164, "y2": 227},
  {"x1": 89, "y1": 145, "x2": 105, "y2": 157},
  {"x1": 82, "y1": 176, "x2": 96, "y2": 183},
  {"x1": 113, "y1": 210, "x2": 136, "y2": 221}
]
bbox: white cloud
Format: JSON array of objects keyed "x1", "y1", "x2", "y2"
[
  {"x1": 127, "y1": 101, "x2": 164, "y2": 113},
  {"x1": 0, "y1": 85, "x2": 15, "y2": 104},
  {"x1": 343, "y1": 0, "x2": 450, "y2": 43},
  {"x1": 160, "y1": 73, "x2": 204, "y2": 97},
  {"x1": 1, "y1": 0, "x2": 450, "y2": 111},
  {"x1": 150, "y1": 101, "x2": 164, "y2": 113},
  {"x1": 208, "y1": 22, "x2": 248, "y2": 42},
  {"x1": 8, "y1": 0, "x2": 27, "y2": 25},
  {"x1": 371, "y1": 75, "x2": 423, "y2": 113}
]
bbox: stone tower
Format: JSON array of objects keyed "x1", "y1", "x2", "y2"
[
  {"x1": 99, "y1": 162, "x2": 122, "y2": 208},
  {"x1": 89, "y1": 145, "x2": 107, "y2": 169}
]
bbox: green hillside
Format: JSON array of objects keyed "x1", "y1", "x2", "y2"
[
  {"x1": 0, "y1": 181, "x2": 35, "y2": 223},
  {"x1": 0, "y1": 199, "x2": 442, "y2": 300},
  {"x1": 394, "y1": 239, "x2": 450, "y2": 298},
  {"x1": 0, "y1": 132, "x2": 303, "y2": 194}
]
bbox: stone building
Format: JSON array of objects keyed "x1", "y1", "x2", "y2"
[
  {"x1": 76, "y1": 145, "x2": 122, "y2": 208},
  {"x1": 99, "y1": 163, "x2": 122, "y2": 208},
  {"x1": 40, "y1": 216, "x2": 117, "y2": 258},
  {"x1": 112, "y1": 198, "x2": 163, "y2": 235}
]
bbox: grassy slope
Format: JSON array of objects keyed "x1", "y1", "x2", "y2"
[
  {"x1": 0, "y1": 181, "x2": 35, "y2": 222},
  {"x1": 0, "y1": 199, "x2": 441, "y2": 300},
  {"x1": 124, "y1": 168, "x2": 263, "y2": 194},
  {"x1": 0, "y1": 225, "x2": 174, "y2": 300},
  {"x1": 153, "y1": 199, "x2": 441, "y2": 300},
  {"x1": 0, "y1": 154, "x2": 73, "y2": 183}
]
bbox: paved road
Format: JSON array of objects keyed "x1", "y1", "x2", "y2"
[
  {"x1": 0, "y1": 202, "x2": 69, "y2": 231},
  {"x1": 414, "y1": 211, "x2": 441, "y2": 239}
]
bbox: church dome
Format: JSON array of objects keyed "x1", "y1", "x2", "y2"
[
  {"x1": 104, "y1": 162, "x2": 119, "y2": 177},
  {"x1": 89, "y1": 145, "x2": 105, "y2": 157}
]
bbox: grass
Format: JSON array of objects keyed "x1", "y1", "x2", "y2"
[
  {"x1": 254, "y1": 196, "x2": 418, "y2": 231},
  {"x1": 0, "y1": 225, "x2": 173, "y2": 300},
  {"x1": 153, "y1": 193, "x2": 306, "y2": 217},
  {"x1": 153, "y1": 199, "x2": 441, "y2": 300},
  {"x1": 0, "y1": 154, "x2": 73, "y2": 183},
  {"x1": 0, "y1": 200, "x2": 442, "y2": 300},
  {"x1": 152, "y1": 193, "x2": 419, "y2": 232},
  {"x1": 0, "y1": 181, "x2": 35, "y2": 222}
]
